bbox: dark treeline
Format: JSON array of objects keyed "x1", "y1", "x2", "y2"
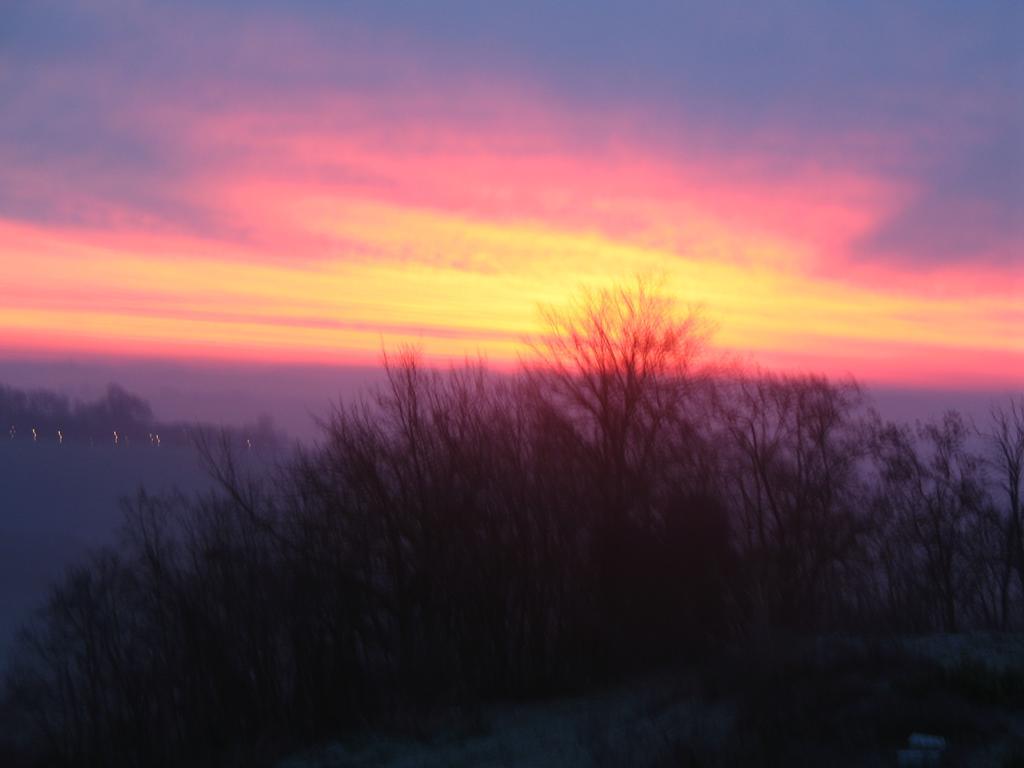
[
  {"x1": 2, "y1": 282, "x2": 1022, "y2": 767},
  {"x1": 0, "y1": 382, "x2": 284, "y2": 451}
]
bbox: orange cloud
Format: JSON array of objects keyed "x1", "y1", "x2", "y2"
[{"x1": 0, "y1": 86, "x2": 1020, "y2": 387}]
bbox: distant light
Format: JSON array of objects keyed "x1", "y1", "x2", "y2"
[
  {"x1": 246, "y1": 438, "x2": 253, "y2": 451},
  {"x1": 155, "y1": 434, "x2": 161, "y2": 447},
  {"x1": 113, "y1": 430, "x2": 119, "y2": 446},
  {"x1": 32, "y1": 428, "x2": 38, "y2": 442},
  {"x1": 9, "y1": 425, "x2": 15, "y2": 440},
  {"x1": 57, "y1": 429, "x2": 64, "y2": 445}
]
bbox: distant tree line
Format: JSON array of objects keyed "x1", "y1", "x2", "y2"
[
  {"x1": 2, "y1": 280, "x2": 1022, "y2": 767},
  {"x1": 0, "y1": 383, "x2": 283, "y2": 451}
]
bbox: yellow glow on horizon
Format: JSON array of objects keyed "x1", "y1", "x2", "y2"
[{"x1": 1, "y1": 206, "x2": 1019, "y2": 387}]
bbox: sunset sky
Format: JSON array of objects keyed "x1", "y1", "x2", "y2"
[{"x1": 1, "y1": 0, "x2": 1021, "y2": 389}]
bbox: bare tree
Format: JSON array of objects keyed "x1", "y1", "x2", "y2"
[
  {"x1": 870, "y1": 412, "x2": 992, "y2": 631},
  {"x1": 526, "y1": 277, "x2": 714, "y2": 655},
  {"x1": 715, "y1": 372, "x2": 869, "y2": 629},
  {"x1": 531, "y1": 280, "x2": 708, "y2": 520},
  {"x1": 983, "y1": 396, "x2": 1024, "y2": 628}
]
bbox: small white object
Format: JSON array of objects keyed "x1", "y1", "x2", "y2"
[
  {"x1": 898, "y1": 733, "x2": 946, "y2": 766},
  {"x1": 908, "y1": 733, "x2": 946, "y2": 750}
]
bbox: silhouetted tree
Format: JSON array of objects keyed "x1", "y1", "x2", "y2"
[
  {"x1": 869, "y1": 412, "x2": 992, "y2": 631},
  {"x1": 983, "y1": 397, "x2": 1024, "y2": 628},
  {"x1": 714, "y1": 373, "x2": 869, "y2": 630},
  {"x1": 527, "y1": 277, "x2": 712, "y2": 659}
]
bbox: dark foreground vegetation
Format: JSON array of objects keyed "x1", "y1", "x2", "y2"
[
  {"x1": 1, "y1": 282, "x2": 1022, "y2": 767},
  {"x1": 281, "y1": 635, "x2": 1024, "y2": 767}
]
